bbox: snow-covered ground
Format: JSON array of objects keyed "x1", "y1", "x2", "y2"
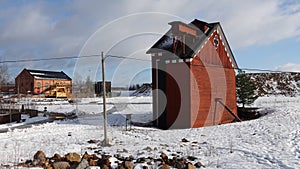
[{"x1": 0, "y1": 96, "x2": 299, "y2": 168}]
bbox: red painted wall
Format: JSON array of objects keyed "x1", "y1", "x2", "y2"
[
  {"x1": 190, "y1": 30, "x2": 237, "y2": 127},
  {"x1": 15, "y1": 70, "x2": 72, "y2": 95},
  {"x1": 151, "y1": 27, "x2": 237, "y2": 129}
]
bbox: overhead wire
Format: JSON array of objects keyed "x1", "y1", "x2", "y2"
[
  {"x1": 0, "y1": 54, "x2": 150, "y2": 64},
  {"x1": 0, "y1": 54, "x2": 298, "y2": 73}
]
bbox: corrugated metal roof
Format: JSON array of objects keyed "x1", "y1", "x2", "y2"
[{"x1": 26, "y1": 69, "x2": 72, "y2": 80}]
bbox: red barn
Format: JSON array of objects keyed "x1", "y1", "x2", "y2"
[
  {"x1": 15, "y1": 69, "x2": 72, "y2": 96},
  {"x1": 147, "y1": 19, "x2": 239, "y2": 129}
]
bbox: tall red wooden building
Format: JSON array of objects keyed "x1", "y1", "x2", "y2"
[{"x1": 147, "y1": 19, "x2": 239, "y2": 129}]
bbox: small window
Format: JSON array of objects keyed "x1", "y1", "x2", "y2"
[
  {"x1": 45, "y1": 82, "x2": 49, "y2": 88},
  {"x1": 37, "y1": 82, "x2": 41, "y2": 88},
  {"x1": 213, "y1": 35, "x2": 219, "y2": 48}
]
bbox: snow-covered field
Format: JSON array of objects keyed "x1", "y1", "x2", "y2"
[{"x1": 0, "y1": 96, "x2": 299, "y2": 168}]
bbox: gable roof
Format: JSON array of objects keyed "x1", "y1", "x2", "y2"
[
  {"x1": 147, "y1": 19, "x2": 238, "y2": 69},
  {"x1": 25, "y1": 69, "x2": 72, "y2": 80}
]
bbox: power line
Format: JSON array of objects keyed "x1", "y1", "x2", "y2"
[
  {"x1": 0, "y1": 54, "x2": 150, "y2": 64},
  {"x1": 0, "y1": 54, "x2": 298, "y2": 73},
  {"x1": 106, "y1": 55, "x2": 150, "y2": 61},
  {"x1": 0, "y1": 54, "x2": 101, "y2": 64},
  {"x1": 190, "y1": 64, "x2": 300, "y2": 73}
]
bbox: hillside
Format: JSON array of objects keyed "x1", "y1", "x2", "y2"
[{"x1": 247, "y1": 72, "x2": 300, "y2": 96}]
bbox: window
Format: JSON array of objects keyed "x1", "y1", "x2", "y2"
[
  {"x1": 213, "y1": 35, "x2": 219, "y2": 48},
  {"x1": 37, "y1": 82, "x2": 41, "y2": 88},
  {"x1": 45, "y1": 82, "x2": 49, "y2": 88}
]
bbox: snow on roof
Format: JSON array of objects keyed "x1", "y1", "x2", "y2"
[{"x1": 25, "y1": 69, "x2": 72, "y2": 80}]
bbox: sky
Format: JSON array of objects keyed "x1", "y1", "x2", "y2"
[{"x1": 0, "y1": 0, "x2": 300, "y2": 87}]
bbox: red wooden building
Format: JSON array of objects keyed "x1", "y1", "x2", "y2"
[
  {"x1": 147, "y1": 19, "x2": 239, "y2": 129},
  {"x1": 15, "y1": 69, "x2": 72, "y2": 96}
]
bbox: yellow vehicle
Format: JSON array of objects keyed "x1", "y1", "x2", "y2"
[{"x1": 43, "y1": 83, "x2": 71, "y2": 98}]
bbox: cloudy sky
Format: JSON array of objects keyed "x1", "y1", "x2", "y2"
[{"x1": 0, "y1": 0, "x2": 300, "y2": 86}]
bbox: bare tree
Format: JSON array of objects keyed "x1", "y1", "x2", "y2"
[{"x1": 0, "y1": 65, "x2": 9, "y2": 87}]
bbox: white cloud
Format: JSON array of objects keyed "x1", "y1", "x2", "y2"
[
  {"x1": 1, "y1": 0, "x2": 300, "y2": 84},
  {"x1": 275, "y1": 63, "x2": 300, "y2": 72}
]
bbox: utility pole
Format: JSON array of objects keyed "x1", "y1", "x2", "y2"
[{"x1": 101, "y1": 51, "x2": 109, "y2": 145}]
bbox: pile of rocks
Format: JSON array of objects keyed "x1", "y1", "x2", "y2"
[
  {"x1": 18, "y1": 150, "x2": 98, "y2": 169},
  {"x1": 18, "y1": 150, "x2": 205, "y2": 169}
]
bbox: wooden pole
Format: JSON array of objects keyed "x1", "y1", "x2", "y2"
[{"x1": 101, "y1": 51, "x2": 109, "y2": 145}]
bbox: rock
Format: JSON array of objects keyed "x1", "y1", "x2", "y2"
[
  {"x1": 194, "y1": 162, "x2": 205, "y2": 168},
  {"x1": 114, "y1": 154, "x2": 125, "y2": 161},
  {"x1": 92, "y1": 154, "x2": 100, "y2": 160},
  {"x1": 75, "y1": 159, "x2": 89, "y2": 169},
  {"x1": 25, "y1": 159, "x2": 32, "y2": 165},
  {"x1": 98, "y1": 158, "x2": 111, "y2": 168},
  {"x1": 102, "y1": 164, "x2": 109, "y2": 169},
  {"x1": 136, "y1": 157, "x2": 146, "y2": 163},
  {"x1": 124, "y1": 161, "x2": 133, "y2": 169},
  {"x1": 125, "y1": 156, "x2": 134, "y2": 161},
  {"x1": 17, "y1": 163, "x2": 30, "y2": 168},
  {"x1": 87, "y1": 139, "x2": 99, "y2": 144},
  {"x1": 117, "y1": 164, "x2": 125, "y2": 169},
  {"x1": 83, "y1": 152, "x2": 93, "y2": 160},
  {"x1": 187, "y1": 162, "x2": 196, "y2": 169},
  {"x1": 173, "y1": 161, "x2": 185, "y2": 169},
  {"x1": 52, "y1": 161, "x2": 71, "y2": 169},
  {"x1": 187, "y1": 156, "x2": 197, "y2": 161},
  {"x1": 33, "y1": 150, "x2": 47, "y2": 166},
  {"x1": 46, "y1": 165, "x2": 54, "y2": 169},
  {"x1": 181, "y1": 138, "x2": 189, "y2": 142},
  {"x1": 158, "y1": 164, "x2": 170, "y2": 169},
  {"x1": 129, "y1": 155, "x2": 135, "y2": 161},
  {"x1": 51, "y1": 153, "x2": 62, "y2": 162},
  {"x1": 123, "y1": 148, "x2": 129, "y2": 153},
  {"x1": 160, "y1": 153, "x2": 168, "y2": 162},
  {"x1": 65, "y1": 152, "x2": 81, "y2": 163},
  {"x1": 89, "y1": 159, "x2": 97, "y2": 166},
  {"x1": 143, "y1": 146, "x2": 152, "y2": 151}
]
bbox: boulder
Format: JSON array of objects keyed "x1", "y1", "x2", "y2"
[
  {"x1": 187, "y1": 156, "x2": 197, "y2": 161},
  {"x1": 117, "y1": 164, "x2": 125, "y2": 169},
  {"x1": 160, "y1": 153, "x2": 168, "y2": 162},
  {"x1": 98, "y1": 158, "x2": 111, "y2": 168},
  {"x1": 187, "y1": 162, "x2": 196, "y2": 169},
  {"x1": 158, "y1": 164, "x2": 170, "y2": 169},
  {"x1": 136, "y1": 157, "x2": 146, "y2": 163},
  {"x1": 52, "y1": 161, "x2": 71, "y2": 169},
  {"x1": 181, "y1": 138, "x2": 189, "y2": 142},
  {"x1": 51, "y1": 153, "x2": 62, "y2": 162},
  {"x1": 87, "y1": 139, "x2": 99, "y2": 144},
  {"x1": 173, "y1": 161, "x2": 185, "y2": 169},
  {"x1": 92, "y1": 154, "x2": 100, "y2": 160},
  {"x1": 65, "y1": 152, "x2": 81, "y2": 163},
  {"x1": 75, "y1": 159, "x2": 89, "y2": 169},
  {"x1": 83, "y1": 152, "x2": 93, "y2": 160},
  {"x1": 194, "y1": 162, "x2": 205, "y2": 168},
  {"x1": 89, "y1": 159, "x2": 97, "y2": 166},
  {"x1": 33, "y1": 150, "x2": 47, "y2": 166},
  {"x1": 102, "y1": 164, "x2": 109, "y2": 169},
  {"x1": 124, "y1": 161, "x2": 133, "y2": 169},
  {"x1": 46, "y1": 165, "x2": 54, "y2": 169}
]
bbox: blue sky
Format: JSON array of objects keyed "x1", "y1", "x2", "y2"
[{"x1": 0, "y1": 0, "x2": 300, "y2": 86}]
